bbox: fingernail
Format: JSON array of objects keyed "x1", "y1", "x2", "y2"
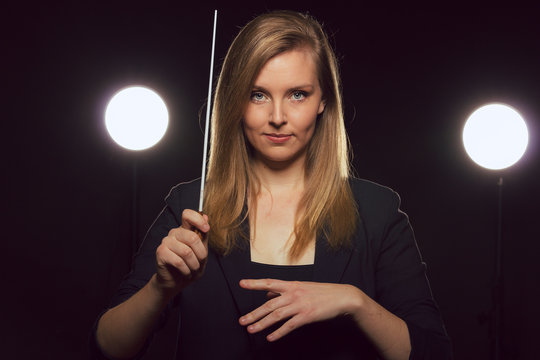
[{"x1": 203, "y1": 224, "x2": 210, "y2": 231}]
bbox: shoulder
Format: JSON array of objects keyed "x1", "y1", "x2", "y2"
[
  {"x1": 165, "y1": 178, "x2": 202, "y2": 210},
  {"x1": 349, "y1": 177, "x2": 401, "y2": 211},
  {"x1": 168, "y1": 178, "x2": 202, "y2": 196},
  {"x1": 348, "y1": 177, "x2": 406, "y2": 233}
]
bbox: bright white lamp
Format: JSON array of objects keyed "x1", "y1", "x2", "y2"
[
  {"x1": 105, "y1": 86, "x2": 169, "y2": 151},
  {"x1": 463, "y1": 103, "x2": 528, "y2": 170}
]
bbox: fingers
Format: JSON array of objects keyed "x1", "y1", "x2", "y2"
[
  {"x1": 156, "y1": 243, "x2": 193, "y2": 276},
  {"x1": 238, "y1": 279, "x2": 296, "y2": 328},
  {"x1": 181, "y1": 209, "x2": 210, "y2": 235},
  {"x1": 239, "y1": 280, "x2": 341, "y2": 342},
  {"x1": 162, "y1": 207, "x2": 210, "y2": 267},
  {"x1": 267, "y1": 317, "x2": 302, "y2": 342},
  {"x1": 239, "y1": 294, "x2": 303, "y2": 341},
  {"x1": 239, "y1": 278, "x2": 289, "y2": 292},
  {"x1": 156, "y1": 209, "x2": 210, "y2": 279},
  {"x1": 162, "y1": 231, "x2": 206, "y2": 272},
  {"x1": 154, "y1": 209, "x2": 211, "y2": 295},
  {"x1": 239, "y1": 293, "x2": 287, "y2": 325},
  {"x1": 166, "y1": 227, "x2": 208, "y2": 262}
]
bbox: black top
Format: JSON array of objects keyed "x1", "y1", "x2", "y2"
[
  {"x1": 247, "y1": 262, "x2": 315, "y2": 359},
  {"x1": 247, "y1": 262, "x2": 314, "y2": 314},
  {"x1": 248, "y1": 261, "x2": 314, "y2": 281}
]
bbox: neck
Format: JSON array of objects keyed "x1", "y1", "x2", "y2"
[{"x1": 251, "y1": 153, "x2": 306, "y2": 194}]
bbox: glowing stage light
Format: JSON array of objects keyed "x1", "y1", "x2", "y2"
[
  {"x1": 105, "y1": 86, "x2": 169, "y2": 150},
  {"x1": 463, "y1": 103, "x2": 528, "y2": 170}
]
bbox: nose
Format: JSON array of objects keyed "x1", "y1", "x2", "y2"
[{"x1": 269, "y1": 100, "x2": 286, "y2": 127}]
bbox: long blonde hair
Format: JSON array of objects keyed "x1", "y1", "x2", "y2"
[{"x1": 204, "y1": 10, "x2": 358, "y2": 260}]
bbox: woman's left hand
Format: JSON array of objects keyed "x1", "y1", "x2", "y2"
[{"x1": 238, "y1": 279, "x2": 361, "y2": 341}]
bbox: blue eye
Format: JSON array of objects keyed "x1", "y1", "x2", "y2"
[
  {"x1": 291, "y1": 91, "x2": 306, "y2": 101},
  {"x1": 251, "y1": 92, "x2": 265, "y2": 102}
]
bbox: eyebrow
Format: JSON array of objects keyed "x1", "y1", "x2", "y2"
[{"x1": 251, "y1": 84, "x2": 316, "y2": 92}]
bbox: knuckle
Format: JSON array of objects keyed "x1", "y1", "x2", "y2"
[
  {"x1": 162, "y1": 235, "x2": 173, "y2": 245},
  {"x1": 156, "y1": 242, "x2": 170, "y2": 257},
  {"x1": 178, "y1": 246, "x2": 193, "y2": 259},
  {"x1": 284, "y1": 320, "x2": 297, "y2": 332},
  {"x1": 189, "y1": 232, "x2": 200, "y2": 245},
  {"x1": 273, "y1": 308, "x2": 285, "y2": 321},
  {"x1": 304, "y1": 307, "x2": 316, "y2": 318},
  {"x1": 178, "y1": 230, "x2": 197, "y2": 246},
  {"x1": 182, "y1": 209, "x2": 190, "y2": 218},
  {"x1": 292, "y1": 287, "x2": 305, "y2": 299},
  {"x1": 172, "y1": 258, "x2": 187, "y2": 273},
  {"x1": 155, "y1": 249, "x2": 165, "y2": 263},
  {"x1": 156, "y1": 243, "x2": 166, "y2": 254},
  {"x1": 263, "y1": 302, "x2": 275, "y2": 313}
]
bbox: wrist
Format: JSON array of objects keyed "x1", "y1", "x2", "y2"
[
  {"x1": 342, "y1": 285, "x2": 368, "y2": 321},
  {"x1": 149, "y1": 274, "x2": 178, "y2": 304}
]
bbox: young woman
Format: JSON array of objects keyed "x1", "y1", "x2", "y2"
[{"x1": 93, "y1": 10, "x2": 452, "y2": 360}]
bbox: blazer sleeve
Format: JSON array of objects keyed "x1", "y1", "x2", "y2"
[
  {"x1": 90, "y1": 180, "x2": 199, "y2": 360},
  {"x1": 364, "y1": 185, "x2": 453, "y2": 359}
]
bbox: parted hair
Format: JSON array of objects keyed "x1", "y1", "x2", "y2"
[{"x1": 203, "y1": 10, "x2": 358, "y2": 260}]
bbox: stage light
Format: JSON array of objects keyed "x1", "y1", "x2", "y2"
[
  {"x1": 463, "y1": 103, "x2": 528, "y2": 170},
  {"x1": 105, "y1": 86, "x2": 169, "y2": 151}
]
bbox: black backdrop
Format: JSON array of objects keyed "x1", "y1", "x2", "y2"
[{"x1": 3, "y1": 1, "x2": 539, "y2": 359}]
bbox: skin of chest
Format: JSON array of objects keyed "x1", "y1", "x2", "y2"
[{"x1": 250, "y1": 189, "x2": 315, "y2": 265}]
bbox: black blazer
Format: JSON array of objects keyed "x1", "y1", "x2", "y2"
[{"x1": 95, "y1": 178, "x2": 452, "y2": 359}]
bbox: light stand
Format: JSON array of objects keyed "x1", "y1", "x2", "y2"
[
  {"x1": 494, "y1": 176, "x2": 503, "y2": 360},
  {"x1": 105, "y1": 86, "x2": 169, "y2": 254},
  {"x1": 462, "y1": 103, "x2": 528, "y2": 360},
  {"x1": 132, "y1": 158, "x2": 139, "y2": 253}
]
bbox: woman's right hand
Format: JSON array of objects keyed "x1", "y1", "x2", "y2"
[{"x1": 154, "y1": 209, "x2": 210, "y2": 297}]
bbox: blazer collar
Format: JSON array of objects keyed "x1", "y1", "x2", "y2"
[
  {"x1": 313, "y1": 233, "x2": 355, "y2": 283},
  {"x1": 215, "y1": 240, "x2": 253, "y2": 317}
]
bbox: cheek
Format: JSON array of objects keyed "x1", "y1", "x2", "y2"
[
  {"x1": 241, "y1": 118, "x2": 258, "y2": 148},
  {"x1": 242, "y1": 106, "x2": 264, "y2": 131},
  {"x1": 294, "y1": 110, "x2": 318, "y2": 138},
  {"x1": 305, "y1": 122, "x2": 317, "y2": 142}
]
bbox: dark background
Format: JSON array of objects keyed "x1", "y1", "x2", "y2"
[{"x1": 3, "y1": 1, "x2": 539, "y2": 359}]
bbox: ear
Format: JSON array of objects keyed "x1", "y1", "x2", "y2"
[{"x1": 317, "y1": 99, "x2": 326, "y2": 115}]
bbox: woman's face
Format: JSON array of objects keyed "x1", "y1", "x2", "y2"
[{"x1": 243, "y1": 48, "x2": 325, "y2": 167}]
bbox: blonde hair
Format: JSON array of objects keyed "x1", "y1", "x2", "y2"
[{"x1": 204, "y1": 10, "x2": 358, "y2": 260}]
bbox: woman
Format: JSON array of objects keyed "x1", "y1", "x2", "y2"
[{"x1": 93, "y1": 10, "x2": 452, "y2": 360}]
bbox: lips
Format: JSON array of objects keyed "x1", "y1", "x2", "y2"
[{"x1": 264, "y1": 133, "x2": 292, "y2": 143}]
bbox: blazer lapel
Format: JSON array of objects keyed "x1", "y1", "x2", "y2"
[
  {"x1": 215, "y1": 242, "x2": 254, "y2": 317},
  {"x1": 215, "y1": 215, "x2": 255, "y2": 318},
  {"x1": 313, "y1": 233, "x2": 355, "y2": 283}
]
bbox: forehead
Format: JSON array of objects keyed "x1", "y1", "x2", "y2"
[{"x1": 254, "y1": 48, "x2": 319, "y2": 88}]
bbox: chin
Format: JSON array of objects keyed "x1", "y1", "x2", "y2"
[{"x1": 255, "y1": 149, "x2": 306, "y2": 167}]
